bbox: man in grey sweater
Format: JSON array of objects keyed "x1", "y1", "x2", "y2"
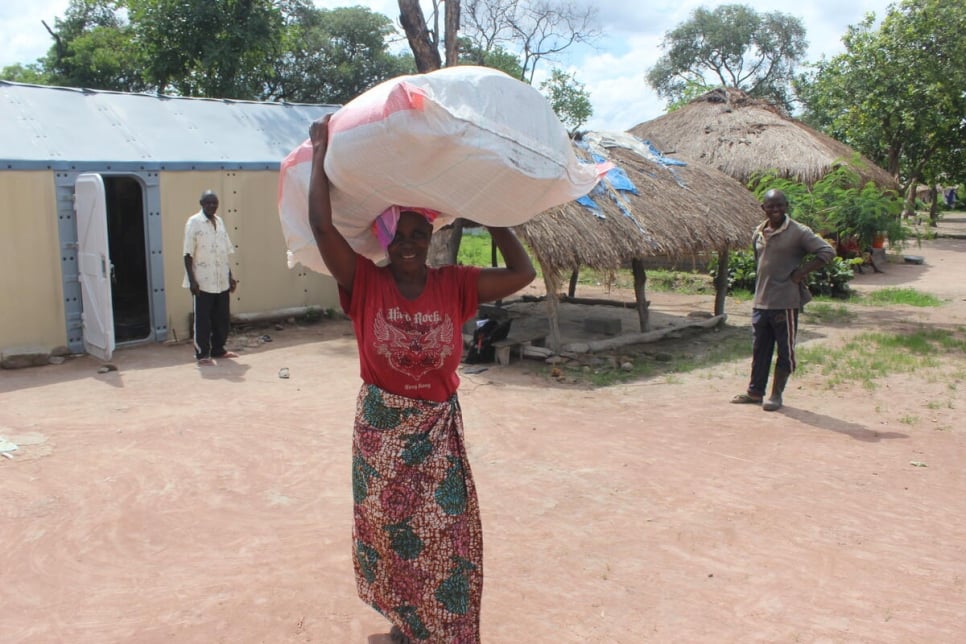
[{"x1": 732, "y1": 189, "x2": 835, "y2": 411}]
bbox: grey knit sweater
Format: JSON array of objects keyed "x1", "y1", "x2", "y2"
[{"x1": 752, "y1": 217, "x2": 835, "y2": 310}]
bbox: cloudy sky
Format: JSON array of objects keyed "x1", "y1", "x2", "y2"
[{"x1": 1, "y1": 0, "x2": 894, "y2": 131}]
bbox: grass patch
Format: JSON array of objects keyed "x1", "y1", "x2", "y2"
[
  {"x1": 571, "y1": 267, "x2": 716, "y2": 295},
  {"x1": 643, "y1": 270, "x2": 715, "y2": 295},
  {"x1": 798, "y1": 327, "x2": 966, "y2": 390},
  {"x1": 457, "y1": 230, "x2": 498, "y2": 267},
  {"x1": 803, "y1": 302, "x2": 856, "y2": 324},
  {"x1": 853, "y1": 287, "x2": 943, "y2": 307},
  {"x1": 573, "y1": 268, "x2": 633, "y2": 291}
]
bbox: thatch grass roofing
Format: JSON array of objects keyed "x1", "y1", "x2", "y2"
[
  {"x1": 629, "y1": 87, "x2": 896, "y2": 190},
  {"x1": 516, "y1": 131, "x2": 762, "y2": 286}
]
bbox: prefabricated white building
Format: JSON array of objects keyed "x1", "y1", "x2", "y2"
[{"x1": 0, "y1": 81, "x2": 338, "y2": 360}]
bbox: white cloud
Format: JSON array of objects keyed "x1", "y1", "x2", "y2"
[{"x1": 0, "y1": 1, "x2": 68, "y2": 68}]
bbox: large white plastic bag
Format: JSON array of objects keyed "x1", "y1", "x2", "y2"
[{"x1": 278, "y1": 65, "x2": 602, "y2": 273}]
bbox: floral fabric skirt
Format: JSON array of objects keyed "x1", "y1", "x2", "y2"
[{"x1": 352, "y1": 384, "x2": 483, "y2": 643}]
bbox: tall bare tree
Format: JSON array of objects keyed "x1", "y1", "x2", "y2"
[{"x1": 462, "y1": 0, "x2": 599, "y2": 83}]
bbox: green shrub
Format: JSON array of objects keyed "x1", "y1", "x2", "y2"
[
  {"x1": 749, "y1": 163, "x2": 907, "y2": 250},
  {"x1": 709, "y1": 250, "x2": 856, "y2": 298},
  {"x1": 807, "y1": 256, "x2": 857, "y2": 297}
]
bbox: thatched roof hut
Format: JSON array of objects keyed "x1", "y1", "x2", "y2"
[
  {"x1": 629, "y1": 88, "x2": 896, "y2": 190},
  {"x1": 513, "y1": 131, "x2": 762, "y2": 350}
]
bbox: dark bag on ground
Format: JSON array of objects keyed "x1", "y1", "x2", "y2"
[{"x1": 464, "y1": 318, "x2": 512, "y2": 364}]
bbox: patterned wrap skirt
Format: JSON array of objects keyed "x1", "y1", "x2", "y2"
[{"x1": 352, "y1": 384, "x2": 483, "y2": 643}]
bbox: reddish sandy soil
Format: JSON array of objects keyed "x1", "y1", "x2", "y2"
[{"x1": 2, "y1": 224, "x2": 965, "y2": 643}]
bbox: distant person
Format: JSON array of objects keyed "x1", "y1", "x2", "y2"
[
  {"x1": 182, "y1": 190, "x2": 238, "y2": 365},
  {"x1": 732, "y1": 189, "x2": 835, "y2": 411},
  {"x1": 308, "y1": 114, "x2": 535, "y2": 643},
  {"x1": 945, "y1": 187, "x2": 957, "y2": 208}
]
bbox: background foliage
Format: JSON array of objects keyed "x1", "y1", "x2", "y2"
[
  {"x1": 749, "y1": 165, "x2": 907, "y2": 250},
  {"x1": 647, "y1": 3, "x2": 807, "y2": 113},
  {"x1": 797, "y1": 0, "x2": 966, "y2": 218}
]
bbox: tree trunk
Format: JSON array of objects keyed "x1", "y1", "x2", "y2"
[
  {"x1": 631, "y1": 258, "x2": 649, "y2": 332},
  {"x1": 567, "y1": 269, "x2": 579, "y2": 298},
  {"x1": 714, "y1": 247, "x2": 729, "y2": 316},
  {"x1": 427, "y1": 221, "x2": 463, "y2": 267},
  {"x1": 443, "y1": 0, "x2": 460, "y2": 67},
  {"x1": 398, "y1": 0, "x2": 441, "y2": 72},
  {"x1": 928, "y1": 186, "x2": 940, "y2": 227},
  {"x1": 902, "y1": 182, "x2": 918, "y2": 219}
]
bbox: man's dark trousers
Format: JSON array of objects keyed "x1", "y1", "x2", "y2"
[{"x1": 193, "y1": 290, "x2": 230, "y2": 359}]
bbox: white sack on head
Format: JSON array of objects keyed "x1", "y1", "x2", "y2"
[{"x1": 278, "y1": 65, "x2": 604, "y2": 274}]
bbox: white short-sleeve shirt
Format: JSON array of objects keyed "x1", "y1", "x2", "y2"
[{"x1": 182, "y1": 212, "x2": 234, "y2": 293}]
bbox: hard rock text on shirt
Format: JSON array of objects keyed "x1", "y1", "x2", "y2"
[{"x1": 386, "y1": 307, "x2": 442, "y2": 326}]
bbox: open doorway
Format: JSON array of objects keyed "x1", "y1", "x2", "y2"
[{"x1": 104, "y1": 176, "x2": 151, "y2": 343}]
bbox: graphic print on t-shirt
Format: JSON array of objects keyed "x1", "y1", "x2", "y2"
[{"x1": 372, "y1": 306, "x2": 455, "y2": 381}]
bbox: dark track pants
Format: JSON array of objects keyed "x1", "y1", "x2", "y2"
[
  {"x1": 192, "y1": 289, "x2": 230, "y2": 360},
  {"x1": 747, "y1": 308, "x2": 798, "y2": 397}
]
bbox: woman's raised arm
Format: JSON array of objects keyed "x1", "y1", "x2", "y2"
[
  {"x1": 476, "y1": 227, "x2": 536, "y2": 303},
  {"x1": 308, "y1": 115, "x2": 357, "y2": 292}
]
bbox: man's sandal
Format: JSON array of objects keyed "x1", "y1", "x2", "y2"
[{"x1": 731, "y1": 393, "x2": 762, "y2": 404}]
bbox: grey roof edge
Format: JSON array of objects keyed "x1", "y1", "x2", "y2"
[
  {"x1": 1, "y1": 81, "x2": 339, "y2": 165},
  {"x1": 1, "y1": 160, "x2": 284, "y2": 172},
  {"x1": 0, "y1": 79, "x2": 341, "y2": 110}
]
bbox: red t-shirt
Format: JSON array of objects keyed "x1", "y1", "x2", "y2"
[{"x1": 340, "y1": 258, "x2": 481, "y2": 402}]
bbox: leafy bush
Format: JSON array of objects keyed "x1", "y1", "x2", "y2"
[
  {"x1": 749, "y1": 163, "x2": 907, "y2": 250},
  {"x1": 807, "y1": 256, "x2": 857, "y2": 297},
  {"x1": 711, "y1": 248, "x2": 757, "y2": 291},
  {"x1": 709, "y1": 250, "x2": 856, "y2": 298}
]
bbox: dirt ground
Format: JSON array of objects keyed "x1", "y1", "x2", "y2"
[{"x1": 2, "y1": 221, "x2": 966, "y2": 643}]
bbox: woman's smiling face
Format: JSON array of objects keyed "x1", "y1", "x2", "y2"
[{"x1": 388, "y1": 210, "x2": 433, "y2": 267}]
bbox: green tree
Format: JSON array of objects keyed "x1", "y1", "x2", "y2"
[
  {"x1": 47, "y1": 20, "x2": 144, "y2": 91},
  {"x1": 539, "y1": 68, "x2": 592, "y2": 134},
  {"x1": 33, "y1": 0, "x2": 143, "y2": 92},
  {"x1": 456, "y1": 37, "x2": 524, "y2": 79},
  {"x1": 20, "y1": 0, "x2": 412, "y2": 104},
  {"x1": 0, "y1": 63, "x2": 49, "y2": 84},
  {"x1": 647, "y1": 4, "x2": 807, "y2": 112},
  {"x1": 798, "y1": 0, "x2": 966, "y2": 219},
  {"x1": 126, "y1": 0, "x2": 285, "y2": 98},
  {"x1": 750, "y1": 165, "x2": 906, "y2": 250},
  {"x1": 664, "y1": 80, "x2": 717, "y2": 112},
  {"x1": 269, "y1": 4, "x2": 414, "y2": 104}
]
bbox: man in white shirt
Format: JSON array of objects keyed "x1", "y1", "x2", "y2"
[{"x1": 183, "y1": 190, "x2": 238, "y2": 365}]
